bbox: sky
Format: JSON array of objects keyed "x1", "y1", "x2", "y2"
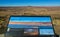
[
  {"x1": 9, "y1": 17, "x2": 51, "y2": 22},
  {"x1": 0, "y1": 0, "x2": 60, "y2": 6}
]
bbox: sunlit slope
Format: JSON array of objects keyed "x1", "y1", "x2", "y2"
[{"x1": 53, "y1": 19, "x2": 60, "y2": 35}]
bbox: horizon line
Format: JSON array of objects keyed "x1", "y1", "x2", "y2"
[{"x1": 0, "y1": 6, "x2": 60, "y2": 7}]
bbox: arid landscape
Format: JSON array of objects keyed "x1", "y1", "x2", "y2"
[
  {"x1": 0, "y1": 6, "x2": 60, "y2": 36},
  {"x1": 9, "y1": 22, "x2": 52, "y2": 26},
  {"x1": 0, "y1": 6, "x2": 60, "y2": 16}
]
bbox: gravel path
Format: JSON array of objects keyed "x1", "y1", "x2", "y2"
[{"x1": 0, "y1": 34, "x2": 4, "y2": 37}]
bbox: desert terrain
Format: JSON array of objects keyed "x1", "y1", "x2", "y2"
[
  {"x1": 9, "y1": 22, "x2": 51, "y2": 26},
  {"x1": 0, "y1": 6, "x2": 60, "y2": 36},
  {"x1": 0, "y1": 6, "x2": 60, "y2": 16}
]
